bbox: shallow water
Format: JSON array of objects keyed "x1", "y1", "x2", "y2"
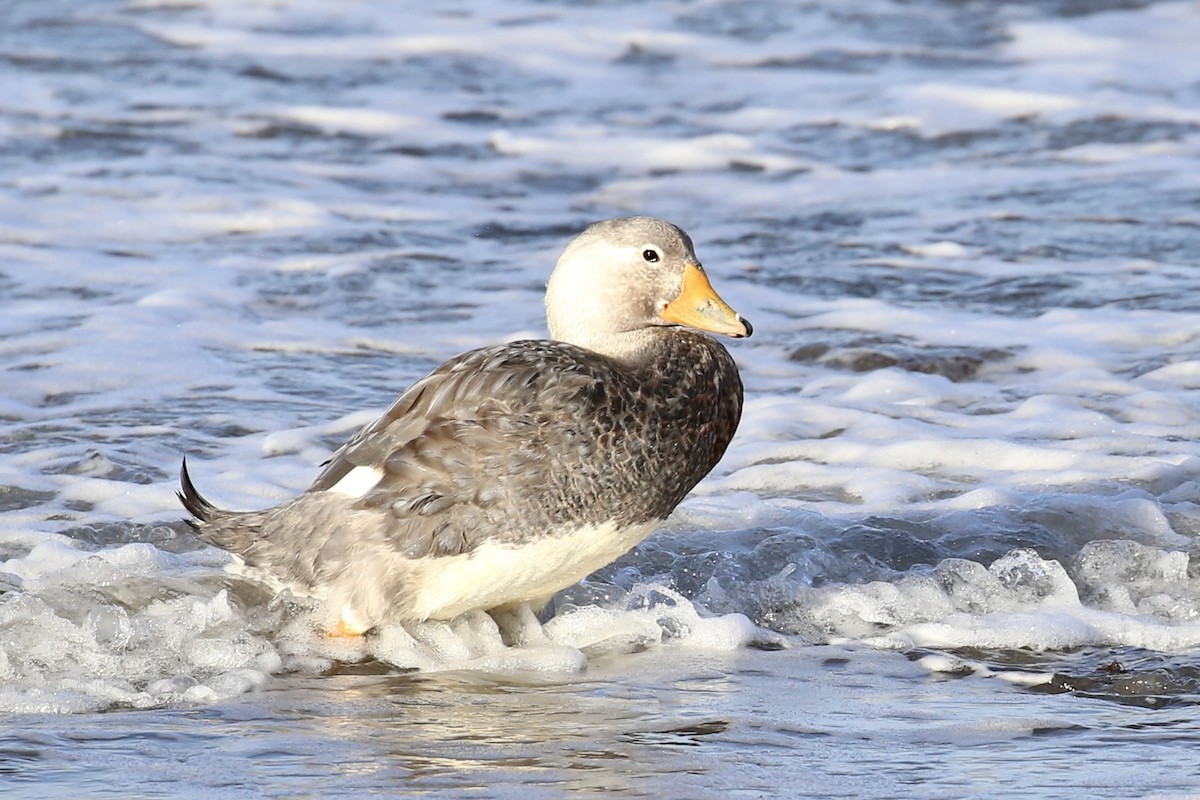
[
  {"x1": 3, "y1": 0, "x2": 1200, "y2": 796},
  {"x1": 9, "y1": 647, "x2": 1200, "y2": 800}
]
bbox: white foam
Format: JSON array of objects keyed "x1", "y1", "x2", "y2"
[
  {"x1": 755, "y1": 545, "x2": 1200, "y2": 655},
  {"x1": 898, "y1": 83, "x2": 1081, "y2": 136},
  {"x1": 547, "y1": 584, "x2": 780, "y2": 654},
  {"x1": 490, "y1": 130, "x2": 801, "y2": 173},
  {"x1": 901, "y1": 241, "x2": 970, "y2": 259},
  {"x1": 269, "y1": 106, "x2": 425, "y2": 136},
  {"x1": 267, "y1": 588, "x2": 769, "y2": 678}
]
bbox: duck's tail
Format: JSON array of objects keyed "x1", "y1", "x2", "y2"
[
  {"x1": 177, "y1": 457, "x2": 222, "y2": 528},
  {"x1": 178, "y1": 457, "x2": 275, "y2": 563}
]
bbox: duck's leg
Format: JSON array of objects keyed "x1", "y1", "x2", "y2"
[{"x1": 488, "y1": 603, "x2": 550, "y2": 647}]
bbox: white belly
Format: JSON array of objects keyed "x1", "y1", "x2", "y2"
[{"x1": 406, "y1": 519, "x2": 659, "y2": 621}]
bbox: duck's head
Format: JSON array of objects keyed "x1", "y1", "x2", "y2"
[{"x1": 545, "y1": 217, "x2": 752, "y2": 357}]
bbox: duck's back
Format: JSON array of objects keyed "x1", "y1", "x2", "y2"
[{"x1": 308, "y1": 330, "x2": 742, "y2": 558}]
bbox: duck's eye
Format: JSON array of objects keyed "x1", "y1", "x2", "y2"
[{"x1": 642, "y1": 248, "x2": 660, "y2": 263}]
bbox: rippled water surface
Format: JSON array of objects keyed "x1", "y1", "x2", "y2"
[{"x1": 3, "y1": 0, "x2": 1200, "y2": 797}]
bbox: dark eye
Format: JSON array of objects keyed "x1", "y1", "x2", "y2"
[{"x1": 642, "y1": 249, "x2": 659, "y2": 263}]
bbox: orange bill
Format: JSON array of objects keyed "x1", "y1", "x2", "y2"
[{"x1": 660, "y1": 263, "x2": 752, "y2": 338}]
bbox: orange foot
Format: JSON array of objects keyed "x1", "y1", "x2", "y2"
[
  {"x1": 324, "y1": 620, "x2": 365, "y2": 639},
  {"x1": 323, "y1": 607, "x2": 370, "y2": 638}
]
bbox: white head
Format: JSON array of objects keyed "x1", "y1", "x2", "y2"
[{"x1": 544, "y1": 217, "x2": 751, "y2": 358}]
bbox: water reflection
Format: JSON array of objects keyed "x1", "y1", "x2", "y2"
[{"x1": 240, "y1": 657, "x2": 752, "y2": 794}]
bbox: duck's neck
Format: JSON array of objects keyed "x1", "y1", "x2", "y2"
[{"x1": 563, "y1": 326, "x2": 675, "y2": 367}]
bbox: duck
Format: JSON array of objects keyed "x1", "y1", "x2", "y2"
[{"x1": 179, "y1": 216, "x2": 751, "y2": 639}]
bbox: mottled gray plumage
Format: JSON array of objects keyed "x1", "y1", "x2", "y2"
[{"x1": 179, "y1": 216, "x2": 751, "y2": 631}]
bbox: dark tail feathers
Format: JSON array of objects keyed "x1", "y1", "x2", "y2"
[{"x1": 177, "y1": 457, "x2": 219, "y2": 526}]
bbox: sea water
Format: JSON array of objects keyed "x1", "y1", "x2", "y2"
[{"x1": 2, "y1": 0, "x2": 1200, "y2": 796}]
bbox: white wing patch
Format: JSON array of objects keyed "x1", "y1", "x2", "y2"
[{"x1": 327, "y1": 465, "x2": 384, "y2": 498}]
